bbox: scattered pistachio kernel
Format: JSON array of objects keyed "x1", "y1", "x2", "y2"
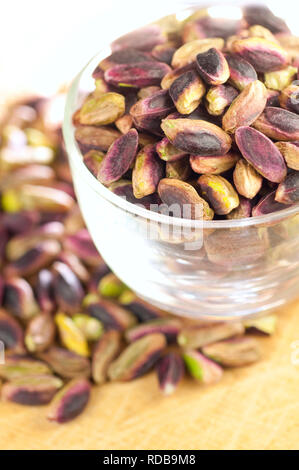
[
  {"x1": 202, "y1": 337, "x2": 261, "y2": 367},
  {"x1": 183, "y1": 350, "x2": 223, "y2": 384},
  {"x1": 55, "y1": 312, "x2": 90, "y2": 357},
  {"x1": 108, "y1": 333, "x2": 166, "y2": 381}
]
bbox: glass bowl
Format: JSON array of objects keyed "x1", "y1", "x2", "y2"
[{"x1": 63, "y1": 1, "x2": 299, "y2": 320}]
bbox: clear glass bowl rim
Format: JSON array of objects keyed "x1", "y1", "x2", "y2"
[{"x1": 63, "y1": 4, "x2": 299, "y2": 230}]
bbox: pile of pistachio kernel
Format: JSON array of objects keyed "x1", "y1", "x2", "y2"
[
  {"x1": 73, "y1": 4, "x2": 299, "y2": 220},
  {"x1": 0, "y1": 96, "x2": 277, "y2": 423}
]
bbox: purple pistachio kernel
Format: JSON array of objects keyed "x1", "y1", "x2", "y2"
[
  {"x1": 0, "y1": 309, "x2": 24, "y2": 351},
  {"x1": 156, "y1": 353, "x2": 184, "y2": 395},
  {"x1": 161, "y1": 118, "x2": 232, "y2": 155},
  {"x1": 109, "y1": 180, "x2": 162, "y2": 209},
  {"x1": 161, "y1": 63, "x2": 196, "y2": 89},
  {"x1": 15, "y1": 184, "x2": 74, "y2": 213},
  {"x1": 279, "y1": 85, "x2": 299, "y2": 114},
  {"x1": 178, "y1": 321, "x2": 245, "y2": 349},
  {"x1": 231, "y1": 38, "x2": 288, "y2": 73},
  {"x1": 3, "y1": 278, "x2": 38, "y2": 320},
  {"x1": 108, "y1": 333, "x2": 167, "y2": 381},
  {"x1": 206, "y1": 84, "x2": 239, "y2": 116},
  {"x1": 183, "y1": 350, "x2": 223, "y2": 384},
  {"x1": 47, "y1": 378, "x2": 91, "y2": 423},
  {"x1": 1, "y1": 211, "x2": 40, "y2": 235},
  {"x1": 0, "y1": 356, "x2": 52, "y2": 380},
  {"x1": 1, "y1": 375, "x2": 63, "y2": 406},
  {"x1": 85, "y1": 298, "x2": 136, "y2": 331},
  {"x1": 275, "y1": 141, "x2": 299, "y2": 171},
  {"x1": 198, "y1": 174, "x2": 239, "y2": 215},
  {"x1": 134, "y1": 115, "x2": 164, "y2": 136},
  {"x1": 275, "y1": 172, "x2": 299, "y2": 205},
  {"x1": 104, "y1": 61, "x2": 171, "y2": 88},
  {"x1": 35, "y1": 269, "x2": 55, "y2": 313},
  {"x1": 222, "y1": 80, "x2": 267, "y2": 133},
  {"x1": 5, "y1": 221, "x2": 64, "y2": 261},
  {"x1": 4, "y1": 240, "x2": 60, "y2": 278},
  {"x1": 57, "y1": 251, "x2": 90, "y2": 283},
  {"x1": 156, "y1": 137, "x2": 188, "y2": 162},
  {"x1": 75, "y1": 126, "x2": 121, "y2": 151},
  {"x1": 132, "y1": 144, "x2": 165, "y2": 199},
  {"x1": 38, "y1": 346, "x2": 91, "y2": 379},
  {"x1": 196, "y1": 48, "x2": 229, "y2": 85},
  {"x1": 83, "y1": 150, "x2": 104, "y2": 178},
  {"x1": 87, "y1": 263, "x2": 110, "y2": 293},
  {"x1": 52, "y1": 262, "x2": 84, "y2": 314},
  {"x1": 111, "y1": 24, "x2": 166, "y2": 52},
  {"x1": 243, "y1": 5, "x2": 290, "y2": 34},
  {"x1": 188, "y1": 106, "x2": 221, "y2": 124},
  {"x1": 151, "y1": 42, "x2": 177, "y2": 65},
  {"x1": 183, "y1": 16, "x2": 243, "y2": 42},
  {"x1": 266, "y1": 89, "x2": 280, "y2": 107},
  {"x1": 225, "y1": 53, "x2": 257, "y2": 90},
  {"x1": 96, "y1": 48, "x2": 154, "y2": 72},
  {"x1": 119, "y1": 292, "x2": 165, "y2": 322},
  {"x1": 254, "y1": 107, "x2": 299, "y2": 141},
  {"x1": 131, "y1": 90, "x2": 175, "y2": 123},
  {"x1": 166, "y1": 156, "x2": 191, "y2": 181},
  {"x1": 138, "y1": 86, "x2": 161, "y2": 99},
  {"x1": 166, "y1": 106, "x2": 220, "y2": 125},
  {"x1": 158, "y1": 178, "x2": 214, "y2": 220},
  {"x1": 252, "y1": 191, "x2": 291, "y2": 217},
  {"x1": 63, "y1": 229, "x2": 102, "y2": 267},
  {"x1": 92, "y1": 331, "x2": 122, "y2": 385},
  {"x1": 235, "y1": 126, "x2": 287, "y2": 183},
  {"x1": 227, "y1": 197, "x2": 252, "y2": 220},
  {"x1": 25, "y1": 313, "x2": 56, "y2": 353},
  {"x1": 130, "y1": 90, "x2": 174, "y2": 135},
  {"x1": 0, "y1": 164, "x2": 55, "y2": 192},
  {"x1": 98, "y1": 129, "x2": 139, "y2": 186},
  {"x1": 169, "y1": 70, "x2": 206, "y2": 115},
  {"x1": 125, "y1": 318, "x2": 182, "y2": 343},
  {"x1": 190, "y1": 152, "x2": 239, "y2": 175},
  {"x1": 202, "y1": 336, "x2": 261, "y2": 367}
]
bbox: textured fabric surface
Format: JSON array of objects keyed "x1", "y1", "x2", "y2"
[{"x1": 0, "y1": 299, "x2": 298, "y2": 450}]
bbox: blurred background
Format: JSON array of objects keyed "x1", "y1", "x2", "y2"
[{"x1": 0, "y1": 0, "x2": 287, "y2": 101}]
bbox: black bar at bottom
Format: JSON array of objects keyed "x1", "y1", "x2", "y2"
[{"x1": 0, "y1": 449, "x2": 292, "y2": 463}]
